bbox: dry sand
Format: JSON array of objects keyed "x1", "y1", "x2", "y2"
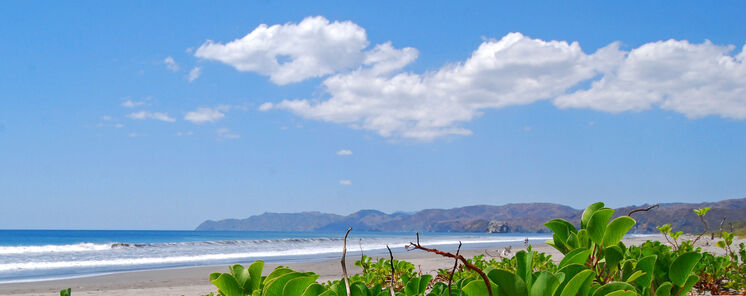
[{"x1": 1, "y1": 234, "x2": 739, "y2": 296}]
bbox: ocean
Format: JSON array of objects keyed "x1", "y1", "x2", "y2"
[{"x1": 0, "y1": 230, "x2": 551, "y2": 283}]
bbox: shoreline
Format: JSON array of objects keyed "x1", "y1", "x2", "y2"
[{"x1": 3, "y1": 234, "x2": 737, "y2": 296}]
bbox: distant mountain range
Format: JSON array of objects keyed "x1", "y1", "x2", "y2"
[{"x1": 196, "y1": 198, "x2": 746, "y2": 233}]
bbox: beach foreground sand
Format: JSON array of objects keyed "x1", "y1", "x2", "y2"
[{"x1": 1, "y1": 235, "x2": 739, "y2": 296}]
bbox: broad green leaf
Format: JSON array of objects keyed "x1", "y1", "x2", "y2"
[
  {"x1": 587, "y1": 208, "x2": 614, "y2": 246},
  {"x1": 516, "y1": 251, "x2": 534, "y2": 289},
  {"x1": 211, "y1": 273, "x2": 244, "y2": 296},
  {"x1": 60, "y1": 288, "x2": 71, "y2": 296},
  {"x1": 230, "y1": 264, "x2": 250, "y2": 291},
  {"x1": 545, "y1": 219, "x2": 578, "y2": 241},
  {"x1": 263, "y1": 267, "x2": 293, "y2": 286},
  {"x1": 350, "y1": 282, "x2": 367, "y2": 296},
  {"x1": 654, "y1": 282, "x2": 672, "y2": 296},
  {"x1": 556, "y1": 264, "x2": 587, "y2": 295},
  {"x1": 419, "y1": 275, "x2": 433, "y2": 294},
  {"x1": 602, "y1": 217, "x2": 635, "y2": 247},
  {"x1": 604, "y1": 246, "x2": 623, "y2": 270},
  {"x1": 591, "y1": 282, "x2": 636, "y2": 296},
  {"x1": 581, "y1": 202, "x2": 605, "y2": 229},
  {"x1": 668, "y1": 252, "x2": 701, "y2": 287},
  {"x1": 461, "y1": 279, "x2": 499, "y2": 296},
  {"x1": 577, "y1": 229, "x2": 590, "y2": 248},
  {"x1": 248, "y1": 260, "x2": 264, "y2": 292},
  {"x1": 559, "y1": 270, "x2": 594, "y2": 296},
  {"x1": 301, "y1": 283, "x2": 328, "y2": 296},
  {"x1": 674, "y1": 274, "x2": 699, "y2": 296},
  {"x1": 529, "y1": 271, "x2": 561, "y2": 296},
  {"x1": 405, "y1": 276, "x2": 421, "y2": 295},
  {"x1": 263, "y1": 272, "x2": 308, "y2": 296},
  {"x1": 284, "y1": 276, "x2": 320, "y2": 296},
  {"x1": 624, "y1": 270, "x2": 645, "y2": 284},
  {"x1": 559, "y1": 248, "x2": 591, "y2": 269},
  {"x1": 635, "y1": 255, "x2": 656, "y2": 288},
  {"x1": 605, "y1": 291, "x2": 636, "y2": 296},
  {"x1": 318, "y1": 290, "x2": 338, "y2": 296},
  {"x1": 489, "y1": 269, "x2": 527, "y2": 296}
]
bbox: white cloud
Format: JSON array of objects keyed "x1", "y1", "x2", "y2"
[
  {"x1": 194, "y1": 16, "x2": 369, "y2": 85},
  {"x1": 268, "y1": 32, "x2": 611, "y2": 140},
  {"x1": 188, "y1": 67, "x2": 202, "y2": 82},
  {"x1": 217, "y1": 128, "x2": 239, "y2": 139},
  {"x1": 121, "y1": 100, "x2": 146, "y2": 108},
  {"x1": 101, "y1": 115, "x2": 113, "y2": 121},
  {"x1": 336, "y1": 149, "x2": 352, "y2": 156},
  {"x1": 177, "y1": 131, "x2": 193, "y2": 136},
  {"x1": 339, "y1": 180, "x2": 352, "y2": 185},
  {"x1": 114, "y1": 123, "x2": 124, "y2": 128},
  {"x1": 258, "y1": 102, "x2": 273, "y2": 111},
  {"x1": 127, "y1": 111, "x2": 176, "y2": 122},
  {"x1": 164, "y1": 56, "x2": 179, "y2": 72},
  {"x1": 184, "y1": 106, "x2": 230, "y2": 124},
  {"x1": 554, "y1": 40, "x2": 746, "y2": 119},
  {"x1": 261, "y1": 31, "x2": 746, "y2": 140}
]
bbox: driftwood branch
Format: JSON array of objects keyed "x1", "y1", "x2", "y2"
[
  {"x1": 719, "y1": 216, "x2": 727, "y2": 237},
  {"x1": 448, "y1": 241, "x2": 462, "y2": 296},
  {"x1": 407, "y1": 233, "x2": 492, "y2": 296},
  {"x1": 693, "y1": 213, "x2": 709, "y2": 245},
  {"x1": 627, "y1": 204, "x2": 659, "y2": 216},
  {"x1": 386, "y1": 245, "x2": 396, "y2": 296},
  {"x1": 341, "y1": 228, "x2": 352, "y2": 296}
]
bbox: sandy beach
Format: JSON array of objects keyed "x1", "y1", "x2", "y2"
[{"x1": 0, "y1": 234, "x2": 739, "y2": 296}]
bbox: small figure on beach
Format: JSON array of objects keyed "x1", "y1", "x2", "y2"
[{"x1": 524, "y1": 237, "x2": 529, "y2": 246}]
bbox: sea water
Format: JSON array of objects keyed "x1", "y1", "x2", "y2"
[{"x1": 0, "y1": 230, "x2": 551, "y2": 283}]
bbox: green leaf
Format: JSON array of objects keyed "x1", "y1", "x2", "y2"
[
  {"x1": 624, "y1": 270, "x2": 645, "y2": 284},
  {"x1": 405, "y1": 276, "x2": 421, "y2": 295},
  {"x1": 488, "y1": 269, "x2": 527, "y2": 296},
  {"x1": 668, "y1": 252, "x2": 701, "y2": 286},
  {"x1": 284, "y1": 276, "x2": 320, "y2": 296},
  {"x1": 263, "y1": 272, "x2": 308, "y2": 296},
  {"x1": 634, "y1": 255, "x2": 656, "y2": 288},
  {"x1": 604, "y1": 291, "x2": 636, "y2": 296},
  {"x1": 581, "y1": 202, "x2": 605, "y2": 229},
  {"x1": 419, "y1": 275, "x2": 433, "y2": 294},
  {"x1": 461, "y1": 279, "x2": 498, "y2": 296},
  {"x1": 559, "y1": 248, "x2": 591, "y2": 269},
  {"x1": 230, "y1": 264, "x2": 250, "y2": 291},
  {"x1": 545, "y1": 219, "x2": 578, "y2": 243},
  {"x1": 529, "y1": 271, "x2": 561, "y2": 296},
  {"x1": 301, "y1": 283, "x2": 328, "y2": 296},
  {"x1": 604, "y1": 246, "x2": 624, "y2": 270},
  {"x1": 248, "y1": 260, "x2": 264, "y2": 293},
  {"x1": 559, "y1": 270, "x2": 594, "y2": 296},
  {"x1": 674, "y1": 274, "x2": 699, "y2": 296},
  {"x1": 587, "y1": 208, "x2": 614, "y2": 246},
  {"x1": 263, "y1": 267, "x2": 293, "y2": 286},
  {"x1": 59, "y1": 288, "x2": 71, "y2": 296},
  {"x1": 516, "y1": 250, "x2": 534, "y2": 289},
  {"x1": 591, "y1": 282, "x2": 636, "y2": 296},
  {"x1": 211, "y1": 273, "x2": 244, "y2": 296},
  {"x1": 654, "y1": 282, "x2": 672, "y2": 296},
  {"x1": 602, "y1": 217, "x2": 635, "y2": 247}
]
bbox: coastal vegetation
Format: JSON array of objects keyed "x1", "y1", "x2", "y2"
[{"x1": 60, "y1": 202, "x2": 745, "y2": 295}]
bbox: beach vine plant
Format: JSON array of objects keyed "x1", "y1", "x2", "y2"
[{"x1": 58, "y1": 202, "x2": 745, "y2": 296}]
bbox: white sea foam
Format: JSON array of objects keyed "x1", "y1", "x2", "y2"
[{"x1": 0, "y1": 243, "x2": 113, "y2": 255}]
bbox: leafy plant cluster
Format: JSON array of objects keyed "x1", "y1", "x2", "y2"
[{"x1": 57, "y1": 202, "x2": 744, "y2": 296}]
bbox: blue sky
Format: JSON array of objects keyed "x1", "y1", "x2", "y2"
[{"x1": 1, "y1": 1, "x2": 745, "y2": 229}]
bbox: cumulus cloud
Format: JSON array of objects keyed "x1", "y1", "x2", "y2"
[
  {"x1": 554, "y1": 40, "x2": 746, "y2": 119},
  {"x1": 339, "y1": 180, "x2": 352, "y2": 185},
  {"x1": 127, "y1": 111, "x2": 176, "y2": 122},
  {"x1": 184, "y1": 106, "x2": 230, "y2": 124},
  {"x1": 188, "y1": 67, "x2": 202, "y2": 82},
  {"x1": 164, "y1": 56, "x2": 179, "y2": 72},
  {"x1": 217, "y1": 128, "x2": 239, "y2": 139},
  {"x1": 194, "y1": 16, "x2": 369, "y2": 85},
  {"x1": 336, "y1": 149, "x2": 352, "y2": 156},
  {"x1": 212, "y1": 17, "x2": 746, "y2": 140}
]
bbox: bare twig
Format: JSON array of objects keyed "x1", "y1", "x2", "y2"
[
  {"x1": 341, "y1": 228, "x2": 352, "y2": 296},
  {"x1": 719, "y1": 216, "x2": 727, "y2": 237},
  {"x1": 627, "y1": 204, "x2": 659, "y2": 216},
  {"x1": 448, "y1": 241, "x2": 462, "y2": 296},
  {"x1": 693, "y1": 213, "x2": 709, "y2": 245},
  {"x1": 359, "y1": 238, "x2": 365, "y2": 271},
  {"x1": 386, "y1": 245, "x2": 396, "y2": 296},
  {"x1": 408, "y1": 232, "x2": 492, "y2": 296}
]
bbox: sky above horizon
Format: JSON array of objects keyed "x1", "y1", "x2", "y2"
[{"x1": 1, "y1": 1, "x2": 745, "y2": 230}]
